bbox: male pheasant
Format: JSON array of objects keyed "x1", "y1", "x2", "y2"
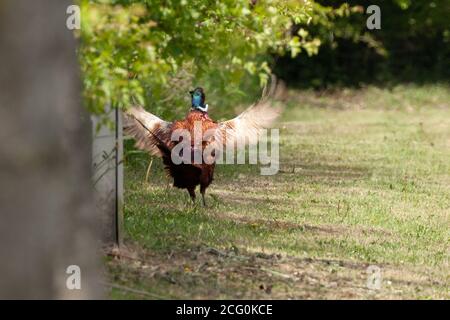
[{"x1": 123, "y1": 87, "x2": 279, "y2": 206}]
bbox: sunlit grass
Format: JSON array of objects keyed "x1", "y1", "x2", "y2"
[{"x1": 109, "y1": 85, "x2": 450, "y2": 299}]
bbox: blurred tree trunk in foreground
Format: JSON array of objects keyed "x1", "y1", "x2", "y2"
[{"x1": 0, "y1": 0, "x2": 101, "y2": 298}]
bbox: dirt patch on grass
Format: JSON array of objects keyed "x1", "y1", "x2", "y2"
[{"x1": 104, "y1": 242, "x2": 448, "y2": 299}]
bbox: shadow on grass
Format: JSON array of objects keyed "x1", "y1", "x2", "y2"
[{"x1": 278, "y1": 162, "x2": 370, "y2": 179}]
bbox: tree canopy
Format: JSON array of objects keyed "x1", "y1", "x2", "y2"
[{"x1": 79, "y1": 0, "x2": 355, "y2": 120}]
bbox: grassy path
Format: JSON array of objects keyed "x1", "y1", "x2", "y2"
[{"x1": 107, "y1": 85, "x2": 449, "y2": 299}]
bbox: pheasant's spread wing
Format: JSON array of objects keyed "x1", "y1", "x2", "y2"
[
  {"x1": 123, "y1": 106, "x2": 171, "y2": 157},
  {"x1": 215, "y1": 100, "x2": 281, "y2": 147}
]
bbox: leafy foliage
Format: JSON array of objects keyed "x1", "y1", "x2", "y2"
[
  {"x1": 275, "y1": 0, "x2": 450, "y2": 87},
  {"x1": 79, "y1": 0, "x2": 316, "y2": 119}
]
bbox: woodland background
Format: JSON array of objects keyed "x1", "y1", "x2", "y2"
[{"x1": 79, "y1": 0, "x2": 449, "y2": 120}]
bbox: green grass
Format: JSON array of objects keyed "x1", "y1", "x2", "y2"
[{"x1": 107, "y1": 84, "x2": 450, "y2": 299}]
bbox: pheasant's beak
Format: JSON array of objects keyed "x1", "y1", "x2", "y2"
[{"x1": 189, "y1": 90, "x2": 194, "y2": 95}]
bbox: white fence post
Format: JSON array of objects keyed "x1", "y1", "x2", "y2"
[{"x1": 92, "y1": 106, "x2": 123, "y2": 245}]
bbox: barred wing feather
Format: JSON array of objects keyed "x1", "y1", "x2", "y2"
[
  {"x1": 215, "y1": 101, "x2": 280, "y2": 147},
  {"x1": 123, "y1": 106, "x2": 171, "y2": 157}
]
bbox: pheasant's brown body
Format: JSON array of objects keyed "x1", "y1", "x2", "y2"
[{"x1": 158, "y1": 110, "x2": 218, "y2": 204}]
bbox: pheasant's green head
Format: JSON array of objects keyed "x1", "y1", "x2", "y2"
[{"x1": 189, "y1": 87, "x2": 208, "y2": 112}]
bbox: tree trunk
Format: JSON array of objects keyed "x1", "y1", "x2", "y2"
[{"x1": 0, "y1": 0, "x2": 101, "y2": 299}]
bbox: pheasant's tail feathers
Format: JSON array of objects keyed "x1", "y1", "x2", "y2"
[{"x1": 123, "y1": 106, "x2": 171, "y2": 157}]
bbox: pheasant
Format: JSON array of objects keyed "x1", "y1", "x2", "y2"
[{"x1": 123, "y1": 86, "x2": 279, "y2": 206}]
